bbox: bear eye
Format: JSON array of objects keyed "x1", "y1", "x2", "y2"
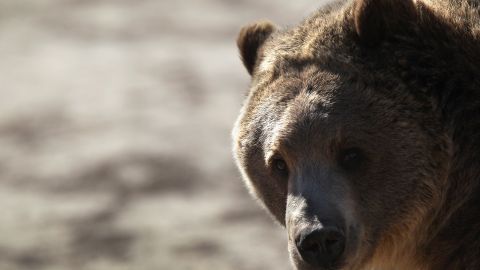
[
  {"x1": 271, "y1": 158, "x2": 289, "y2": 177},
  {"x1": 339, "y1": 148, "x2": 364, "y2": 171}
]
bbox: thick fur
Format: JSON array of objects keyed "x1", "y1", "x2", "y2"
[{"x1": 234, "y1": 0, "x2": 480, "y2": 269}]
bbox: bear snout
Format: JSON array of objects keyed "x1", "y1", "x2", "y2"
[
  {"x1": 286, "y1": 193, "x2": 354, "y2": 270},
  {"x1": 295, "y1": 226, "x2": 346, "y2": 269}
]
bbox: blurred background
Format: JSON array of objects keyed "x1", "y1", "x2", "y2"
[{"x1": 0, "y1": 0, "x2": 328, "y2": 269}]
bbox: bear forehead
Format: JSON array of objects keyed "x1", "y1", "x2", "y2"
[
  {"x1": 248, "y1": 71, "x2": 415, "y2": 160},
  {"x1": 257, "y1": 6, "x2": 353, "y2": 76},
  {"x1": 259, "y1": 75, "x2": 373, "y2": 156},
  {"x1": 265, "y1": 90, "x2": 341, "y2": 157}
]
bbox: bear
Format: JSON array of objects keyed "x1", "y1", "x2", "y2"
[{"x1": 232, "y1": 0, "x2": 480, "y2": 269}]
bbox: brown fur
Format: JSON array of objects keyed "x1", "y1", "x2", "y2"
[
  {"x1": 234, "y1": 0, "x2": 480, "y2": 269},
  {"x1": 353, "y1": 0, "x2": 417, "y2": 46}
]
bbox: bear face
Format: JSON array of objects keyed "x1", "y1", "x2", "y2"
[
  {"x1": 234, "y1": 55, "x2": 450, "y2": 270},
  {"x1": 232, "y1": 0, "x2": 480, "y2": 269}
]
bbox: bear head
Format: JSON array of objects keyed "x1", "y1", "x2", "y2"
[{"x1": 231, "y1": 0, "x2": 478, "y2": 269}]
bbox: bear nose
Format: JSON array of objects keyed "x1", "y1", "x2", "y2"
[{"x1": 295, "y1": 227, "x2": 346, "y2": 268}]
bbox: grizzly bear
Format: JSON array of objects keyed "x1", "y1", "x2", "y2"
[{"x1": 232, "y1": 0, "x2": 480, "y2": 269}]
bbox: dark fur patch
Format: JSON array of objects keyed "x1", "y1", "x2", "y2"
[
  {"x1": 236, "y1": 21, "x2": 276, "y2": 75},
  {"x1": 354, "y1": 0, "x2": 417, "y2": 46}
]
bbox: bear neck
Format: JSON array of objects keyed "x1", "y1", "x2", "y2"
[
  {"x1": 422, "y1": 64, "x2": 480, "y2": 268},
  {"x1": 424, "y1": 78, "x2": 480, "y2": 268},
  {"x1": 373, "y1": 4, "x2": 480, "y2": 268},
  {"x1": 423, "y1": 163, "x2": 480, "y2": 269}
]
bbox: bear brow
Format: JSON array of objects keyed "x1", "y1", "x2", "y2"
[{"x1": 266, "y1": 101, "x2": 339, "y2": 155}]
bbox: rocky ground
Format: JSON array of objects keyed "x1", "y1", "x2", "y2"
[{"x1": 0, "y1": 0, "x2": 327, "y2": 269}]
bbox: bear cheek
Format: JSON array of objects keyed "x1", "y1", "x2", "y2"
[
  {"x1": 247, "y1": 165, "x2": 288, "y2": 224},
  {"x1": 236, "y1": 143, "x2": 288, "y2": 224},
  {"x1": 254, "y1": 177, "x2": 288, "y2": 224}
]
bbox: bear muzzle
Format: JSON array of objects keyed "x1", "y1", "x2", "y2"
[{"x1": 286, "y1": 190, "x2": 353, "y2": 270}]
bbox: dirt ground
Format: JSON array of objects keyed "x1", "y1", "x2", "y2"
[{"x1": 0, "y1": 1, "x2": 327, "y2": 269}]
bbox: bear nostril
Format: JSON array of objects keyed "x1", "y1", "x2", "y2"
[
  {"x1": 301, "y1": 238, "x2": 321, "y2": 253},
  {"x1": 296, "y1": 227, "x2": 346, "y2": 268}
]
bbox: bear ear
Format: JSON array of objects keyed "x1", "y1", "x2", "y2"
[
  {"x1": 237, "y1": 21, "x2": 276, "y2": 75},
  {"x1": 353, "y1": 0, "x2": 417, "y2": 46}
]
